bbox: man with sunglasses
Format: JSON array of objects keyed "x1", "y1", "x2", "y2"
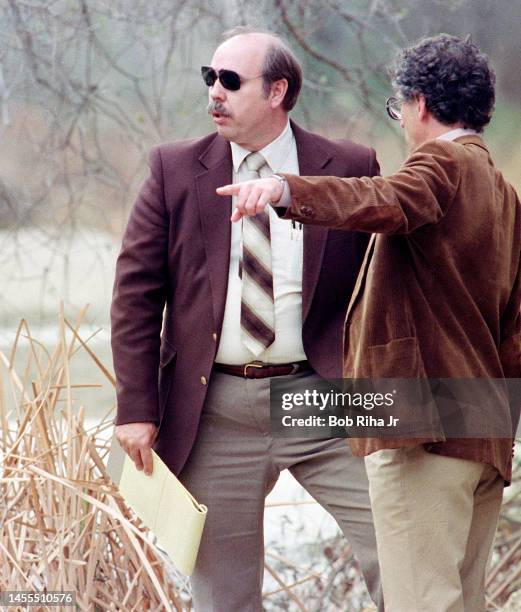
[
  {"x1": 111, "y1": 27, "x2": 383, "y2": 611},
  {"x1": 217, "y1": 34, "x2": 521, "y2": 611}
]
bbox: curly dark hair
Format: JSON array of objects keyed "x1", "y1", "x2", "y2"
[{"x1": 389, "y1": 34, "x2": 496, "y2": 132}]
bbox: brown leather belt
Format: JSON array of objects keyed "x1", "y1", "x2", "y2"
[{"x1": 214, "y1": 360, "x2": 311, "y2": 379}]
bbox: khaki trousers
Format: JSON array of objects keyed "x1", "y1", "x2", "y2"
[
  {"x1": 179, "y1": 370, "x2": 383, "y2": 612},
  {"x1": 365, "y1": 445, "x2": 504, "y2": 612}
]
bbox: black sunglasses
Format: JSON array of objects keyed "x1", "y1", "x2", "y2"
[{"x1": 201, "y1": 66, "x2": 263, "y2": 91}]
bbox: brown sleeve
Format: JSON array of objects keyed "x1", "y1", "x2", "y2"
[
  {"x1": 110, "y1": 146, "x2": 169, "y2": 425},
  {"x1": 281, "y1": 140, "x2": 461, "y2": 235},
  {"x1": 500, "y1": 245, "x2": 521, "y2": 379}
]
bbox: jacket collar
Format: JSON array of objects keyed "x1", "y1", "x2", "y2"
[{"x1": 452, "y1": 134, "x2": 490, "y2": 154}]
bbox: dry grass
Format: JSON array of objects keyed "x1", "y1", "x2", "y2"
[{"x1": 0, "y1": 307, "x2": 188, "y2": 611}]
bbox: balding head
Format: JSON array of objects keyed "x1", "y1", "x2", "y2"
[
  {"x1": 219, "y1": 28, "x2": 303, "y2": 111},
  {"x1": 207, "y1": 28, "x2": 301, "y2": 149},
  {"x1": 220, "y1": 30, "x2": 279, "y2": 53}
]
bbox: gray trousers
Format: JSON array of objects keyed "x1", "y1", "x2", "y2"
[{"x1": 179, "y1": 370, "x2": 382, "y2": 611}]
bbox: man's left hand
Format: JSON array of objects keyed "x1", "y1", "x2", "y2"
[{"x1": 216, "y1": 177, "x2": 283, "y2": 222}]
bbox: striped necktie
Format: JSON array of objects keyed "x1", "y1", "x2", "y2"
[{"x1": 240, "y1": 152, "x2": 275, "y2": 356}]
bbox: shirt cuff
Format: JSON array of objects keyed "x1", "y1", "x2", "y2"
[
  {"x1": 278, "y1": 179, "x2": 291, "y2": 208},
  {"x1": 271, "y1": 179, "x2": 291, "y2": 218}
]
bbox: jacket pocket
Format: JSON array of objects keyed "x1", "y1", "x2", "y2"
[
  {"x1": 368, "y1": 336, "x2": 426, "y2": 378},
  {"x1": 158, "y1": 340, "x2": 177, "y2": 420}
]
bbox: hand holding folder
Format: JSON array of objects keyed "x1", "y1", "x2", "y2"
[{"x1": 108, "y1": 439, "x2": 207, "y2": 576}]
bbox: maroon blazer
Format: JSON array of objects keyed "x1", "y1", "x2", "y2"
[{"x1": 111, "y1": 121, "x2": 379, "y2": 475}]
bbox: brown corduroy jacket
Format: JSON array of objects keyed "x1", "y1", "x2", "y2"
[{"x1": 281, "y1": 135, "x2": 521, "y2": 482}]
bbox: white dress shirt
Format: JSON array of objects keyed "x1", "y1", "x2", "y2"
[
  {"x1": 215, "y1": 121, "x2": 306, "y2": 364},
  {"x1": 436, "y1": 128, "x2": 478, "y2": 141}
]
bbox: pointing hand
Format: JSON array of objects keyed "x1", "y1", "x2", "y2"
[{"x1": 216, "y1": 177, "x2": 284, "y2": 222}]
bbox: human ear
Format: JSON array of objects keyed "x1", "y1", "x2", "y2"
[
  {"x1": 269, "y1": 79, "x2": 288, "y2": 109},
  {"x1": 417, "y1": 95, "x2": 428, "y2": 121}
]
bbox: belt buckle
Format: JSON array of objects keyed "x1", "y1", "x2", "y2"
[{"x1": 243, "y1": 361, "x2": 264, "y2": 377}]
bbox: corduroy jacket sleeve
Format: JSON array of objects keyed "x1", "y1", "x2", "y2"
[
  {"x1": 280, "y1": 139, "x2": 461, "y2": 235},
  {"x1": 499, "y1": 249, "x2": 521, "y2": 379}
]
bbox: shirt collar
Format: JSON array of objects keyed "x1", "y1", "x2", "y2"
[
  {"x1": 436, "y1": 128, "x2": 479, "y2": 142},
  {"x1": 230, "y1": 120, "x2": 294, "y2": 173}
]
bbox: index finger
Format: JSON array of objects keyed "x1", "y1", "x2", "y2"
[
  {"x1": 140, "y1": 447, "x2": 154, "y2": 476},
  {"x1": 216, "y1": 184, "x2": 240, "y2": 197}
]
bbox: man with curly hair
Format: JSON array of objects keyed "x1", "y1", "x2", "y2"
[{"x1": 218, "y1": 34, "x2": 521, "y2": 611}]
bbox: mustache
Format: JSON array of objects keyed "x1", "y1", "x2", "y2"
[{"x1": 207, "y1": 100, "x2": 231, "y2": 117}]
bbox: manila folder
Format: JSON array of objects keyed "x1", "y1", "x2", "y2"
[{"x1": 115, "y1": 447, "x2": 207, "y2": 576}]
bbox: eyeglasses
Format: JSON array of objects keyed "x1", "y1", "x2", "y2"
[
  {"x1": 201, "y1": 66, "x2": 263, "y2": 91},
  {"x1": 386, "y1": 96, "x2": 403, "y2": 121}
]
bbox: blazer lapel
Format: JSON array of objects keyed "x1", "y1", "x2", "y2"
[
  {"x1": 292, "y1": 122, "x2": 333, "y2": 323},
  {"x1": 195, "y1": 136, "x2": 233, "y2": 331}
]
